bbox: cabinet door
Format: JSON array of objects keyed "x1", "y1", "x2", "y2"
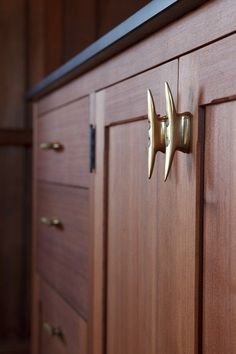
[
  {"x1": 91, "y1": 60, "x2": 199, "y2": 354},
  {"x1": 179, "y1": 34, "x2": 236, "y2": 353}
]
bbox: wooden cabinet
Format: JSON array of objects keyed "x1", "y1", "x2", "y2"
[
  {"x1": 32, "y1": 97, "x2": 90, "y2": 354},
  {"x1": 90, "y1": 24, "x2": 236, "y2": 354},
  {"x1": 31, "y1": 1, "x2": 236, "y2": 354}
]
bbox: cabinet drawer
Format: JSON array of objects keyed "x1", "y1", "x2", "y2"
[
  {"x1": 40, "y1": 279, "x2": 87, "y2": 354},
  {"x1": 36, "y1": 97, "x2": 89, "y2": 188},
  {"x1": 37, "y1": 183, "x2": 89, "y2": 318}
]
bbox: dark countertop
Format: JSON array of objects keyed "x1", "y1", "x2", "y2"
[{"x1": 27, "y1": 0, "x2": 207, "y2": 100}]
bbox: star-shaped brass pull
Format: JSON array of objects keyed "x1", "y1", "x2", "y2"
[{"x1": 147, "y1": 82, "x2": 192, "y2": 181}]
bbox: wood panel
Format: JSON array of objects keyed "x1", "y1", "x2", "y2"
[
  {"x1": 92, "y1": 60, "x2": 200, "y2": 354},
  {"x1": 179, "y1": 32, "x2": 236, "y2": 354},
  {"x1": 0, "y1": 2, "x2": 31, "y2": 353},
  {"x1": 44, "y1": 0, "x2": 64, "y2": 75},
  {"x1": 97, "y1": 0, "x2": 149, "y2": 37},
  {"x1": 103, "y1": 61, "x2": 177, "y2": 125},
  {"x1": 37, "y1": 97, "x2": 89, "y2": 187},
  {"x1": 64, "y1": 0, "x2": 97, "y2": 61},
  {"x1": 28, "y1": 0, "x2": 64, "y2": 84},
  {"x1": 0, "y1": 148, "x2": 27, "y2": 339},
  {"x1": 203, "y1": 102, "x2": 236, "y2": 353},
  {"x1": 37, "y1": 183, "x2": 89, "y2": 319},
  {"x1": 107, "y1": 117, "x2": 197, "y2": 354},
  {"x1": 0, "y1": 0, "x2": 26, "y2": 128},
  {"x1": 40, "y1": 280, "x2": 87, "y2": 354},
  {"x1": 37, "y1": 0, "x2": 236, "y2": 115},
  {"x1": 28, "y1": 0, "x2": 45, "y2": 87}
]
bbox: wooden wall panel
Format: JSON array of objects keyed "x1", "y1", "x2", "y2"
[
  {"x1": 44, "y1": 0, "x2": 64, "y2": 75},
  {"x1": 64, "y1": 0, "x2": 97, "y2": 60},
  {"x1": 0, "y1": 1, "x2": 31, "y2": 353},
  {"x1": 0, "y1": 0, "x2": 26, "y2": 128},
  {"x1": 28, "y1": 0, "x2": 45, "y2": 87},
  {"x1": 0, "y1": 148, "x2": 29, "y2": 343},
  {"x1": 28, "y1": 0, "x2": 64, "y2": 85},
  {"x1": 97, "y1": 0, "x2": 150, "y2": 37}
]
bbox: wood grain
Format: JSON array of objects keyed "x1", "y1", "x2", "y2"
[
  {"x1": 179, "y1": 32, "x2": 236, "y2": 354},
  {"x1": 179, "y1": 33, "x2": 236, "y2": 106},
  {"x1": 203, "y1": 102, "x2": 236, "y2": 353},
  {"x1": 38, "y1": 0, "x2": 236, "y2": 115},
  {"x1": 37, "y1": 97, "x2": 89, "y2": 187},
  {"x1": 36, "y1": 182, "x2": 89, "y2": 319},
  {"x1": 103, "y1": 60, "x2": 178, "y2": 125},
  {"x1": 40, "y1": 279, "x2": 87, "y2": 354},
  {"x1": 92, "y1": 60, "x2": 199, "y2": 354},
  {"x1": 31, "y1": 104, "x2": 40, "y2": 354},
  {"x1": 107, "y1": 118, "x2": 197, "y2": 354},
  {"x1": 88, "y1": 91, "x2": 106, "y2": 354}
]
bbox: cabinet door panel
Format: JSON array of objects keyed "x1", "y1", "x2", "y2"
[
  {"x1": 179, "y1": 34, "x2": 236, "y2": 354},
  {"x1": 203, "y1": 102, "x2": 236, "y2": 353},
  {"x1": 107, "y1": 120, "x2": 196, "y2": 354},
  {"x1": 92, "y1": 60, "x2": 199, "y2": 354}
]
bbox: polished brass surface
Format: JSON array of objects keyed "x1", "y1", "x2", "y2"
[
  {"x1": 147, "y1": 82, "x2": 191, "y2": 180},
  {"x1": 40, "y1": 216, "x2": 61, "y2": 227},
  {"x1": 43, "y1": 322, "x2": 62, "y2": 337},
  {"x1": 40, "y1": 142, "x2": 63, "y2": 151},
  {"x1": 147, "y1": 89, "x2": 167, "y2": 179}
]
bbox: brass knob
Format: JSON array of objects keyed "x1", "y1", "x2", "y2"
[
  {"x1": 40, "y1": 216, "x2": 61, "y2": 227},
  {"x1": 43, "y1": 322, "x2": 62, "y2": 337},
  {"x1": 40, "y1": 142, "x2": 63, "y2": 151},
  {"x1": 147, "y1": 82, "x2": 192, "y2": 180}
]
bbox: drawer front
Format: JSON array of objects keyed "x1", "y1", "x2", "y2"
[
  {"x1": 40, "y1": 279, "x2": 87, "y2": 354},
  {"x1": 36, "y1": 97, "x2": 89, "y2": 188},
  {"x1": 37, "y1": 183, "x2": 89, "y2": 318}
]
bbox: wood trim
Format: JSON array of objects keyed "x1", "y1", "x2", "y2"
[
  {"x1": 31, "y1": 103, "x2": 39, "y2": 354},
  {"x1": 0, "y1": 129, "x2": 32, "y2": 146},
  {"x1": 88, "y1": 91, "x2": 106, "y2": 354}
]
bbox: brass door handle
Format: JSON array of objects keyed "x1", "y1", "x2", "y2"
[
  {"x1": 147, "y1": 82, "x2": 192, "y2": 180},
  {"x1": 43, "y1": 322, "x2": 62, "y2": 337},
  {"x1": 40, "y1": 142, "x2": 63, "y2": 151},
  {"x1": 40, "y1": 216, "x2": 61, "y2": 227}
]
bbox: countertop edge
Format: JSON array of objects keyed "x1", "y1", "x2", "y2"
[{"x1": 26, "y1": 0, "x2": 207, "y2": 100}]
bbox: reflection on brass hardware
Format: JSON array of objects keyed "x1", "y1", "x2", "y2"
[
  {"x1": 43, "y1": 322, "x2": 62, "y2": 337},
  {"x1": 40, "y1": 142, "x2": 63, "y2": 151},
  {"x1": 147, "y1": 89, "x2": 167, "y2": 179},
  {"x1": 40, "y1": 216, "x2": 61, "y2": 227},
  {"x1": 147, "y1": 82, "x2": 191, "y2": 180}
]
